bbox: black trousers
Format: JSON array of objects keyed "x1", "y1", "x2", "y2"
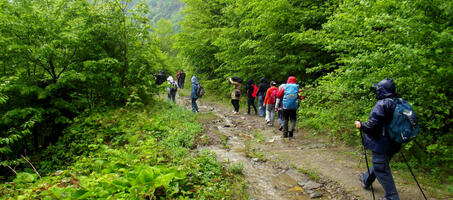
[
  {"x1": 283, "y1": 109, "x2": 297, "y2": 137},
  {"x1": 231, "y1": 99, "x2": 240, "y2": 112},
  {"x1": 247, "y1": 97, "x2": 257, "y2": 114}
]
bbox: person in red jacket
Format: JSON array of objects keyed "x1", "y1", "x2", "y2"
[
  {"x1": 276, "y1": 76, "x2": 303, "y2": 138},
  {"x1": 263, "y1": 81, "x2": 278, "y2": 126}
]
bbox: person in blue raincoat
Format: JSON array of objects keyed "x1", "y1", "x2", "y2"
[
  {"x1": 191, "y1": 76, "x2": 200, "y2": 113},
  {"x1": 355, "y1": 78, "x2": 401, "y2": 200}
]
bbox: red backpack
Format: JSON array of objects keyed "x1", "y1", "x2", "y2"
[
  {"x1": 251, "y1": 84, "x2": 259, "y2": 98},
  {"x1": 269, "y1": 88, "x2": 278, "y2": 104}
]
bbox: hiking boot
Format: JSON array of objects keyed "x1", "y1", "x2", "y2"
[
  {"x1": 289, "y1": 131, "x2": 293, "y2": 137},
  {"x1": 283, "y1": 132, "x2": 288, "y2": 138},
  {"x1": 358, "y1": 173, "x2": 370, "y2": 190},
  {"x1": 278, "y1": 126, "x2": 283, "y2": 131}
]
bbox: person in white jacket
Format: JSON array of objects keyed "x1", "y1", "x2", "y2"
[{"x1": 167, "y1": 76, "x2": 178, "y2": 103}]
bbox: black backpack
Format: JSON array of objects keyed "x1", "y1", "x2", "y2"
[
  {"x1": 155, "y1": 75, "x2": 166, "y2": 85},
  {"x1": 196, "y1": 84, "x2": 205, "y2": 97}
]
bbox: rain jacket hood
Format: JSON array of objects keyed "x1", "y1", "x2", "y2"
[
  {"x1": 260, "y1": 77, "x2": 267, "y2": 83},
  {"x1": 191, "y1": 76, "x2": 199, "y2": 84},
  {"x1": 167, "y1": 76, "x2": 174, "y2": 82},
  {"x1": 287, "y1": 76, "x2": 297, "y2": 84},
  {"x1": 374, "y1": 78, "x2": 396, "y2": 100}
]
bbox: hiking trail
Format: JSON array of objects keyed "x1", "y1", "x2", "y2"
[{"x1": 174, "y1": 93, "x2": 432, "y2": 200}]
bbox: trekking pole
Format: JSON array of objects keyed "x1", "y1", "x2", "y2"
[
  {"x1": 357, "y1": 152, "x2": 364, "y2": 168},
  {"x1": 358, "y1": 124, "x2": 375, "y2": 200},
  {"x1": 400, "y1": 151, "x2": 428, "y2": 200}
]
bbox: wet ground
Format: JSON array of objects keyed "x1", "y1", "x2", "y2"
[{"x1": 173, "y1": 94, "x2": 435, "y2": 200}]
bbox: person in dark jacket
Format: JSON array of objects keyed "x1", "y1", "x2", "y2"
[
  {"x1": 176, "y1": 70, "x2": 186, "y2": 89},
  {"x1": 245, "y1": 79, "x2": 258, "y2": 115},
  {"x1": 355, "y1": 78, "x2": 401, "y2": 200},
  {"x1": 191, "y1": 76, "x2": 200, "y2": 113},
  {"x1": 257, "y1": 77, "x2": 269, "y2": 117}
]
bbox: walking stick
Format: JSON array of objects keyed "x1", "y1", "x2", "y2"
[
  {"x1": 400, "y1": 151, "x2": 428, "y2": 200},
  {"x1": 359, "y1": 126, "x2": 375, "y2": 200}
]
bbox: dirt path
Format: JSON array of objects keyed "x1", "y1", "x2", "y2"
[{"x1": 174, "y1": 94, "x2": 435, "y2": 200}]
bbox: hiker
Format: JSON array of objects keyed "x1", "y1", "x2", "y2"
[
  {"x1": 229, "y1": 77, "x2": 242, "y2": 114},
  {"x1": 263, "y1": 81, "x2": 278, "y2": 126},
  {"x1": 276, "y1": 83, "x2": 285, "y2": 131},
  {"x1": 355, "y1": 78, "x2": 402, "y2": 200},
  {"x1": 176, "y1": 70, "x2": 186, "y2": 89},
  {"x1": 153, "y1": 70, "x2": 167, "y2": 85},
  {"x1": 258, "y1": 77, "x2": 269, "y2": 117},
  {"x1": 191, "y1": 76, "x2": 200, "y2": 113},
  {"x1": 245, "y1": 79, "x2": 258, "y2": 115},
  {"x1": 276, "y1": 76, "x2": 302, "y2": 138},
  {"x1": 167, "y1": 76, "x2": 178, "y2": 103}
]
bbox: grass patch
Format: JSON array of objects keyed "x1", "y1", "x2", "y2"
[
  {"x1": 252, "y1": 130, "x2": 265, "y2": 143},
  {"x1": 220, "y1": 135, "x2": 230, "y2": 150},
  {"x1": 295, "y1": 166, "x2": 321, "y2": 182},
  {"x1": 228, "y1": 162, "x2": 244, "y2": 175},
  {"x1": 244, "y1": 141, "x2": 266, "y2": 162},
  {"x1": 195, "y1": 111, "x2": 218, "y2": 123}
]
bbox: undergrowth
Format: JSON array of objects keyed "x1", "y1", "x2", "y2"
[{"x1": 0, "y1": 101, "x2": 246, "y2": 199}]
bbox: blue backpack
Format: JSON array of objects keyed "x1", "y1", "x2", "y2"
[
  {"x1": 386, "y1": 98, "x2": 419, "y2": 143},
  {"x1": 283, "y1": 84, "x2": 299, "y2": 109}
]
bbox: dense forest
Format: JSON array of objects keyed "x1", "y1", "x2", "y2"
[
  {"x1": 0, "y1": 0, "x2": 452, "y2": 199},
  {"x1": 176, "y1": 0, "x2": 452, "y2": 183}
]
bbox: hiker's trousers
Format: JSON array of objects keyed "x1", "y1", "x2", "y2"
[
  {"x1": 167, "y1": 88, "x2": 176, "y2": 103},
  {"x1": 231, "y1": 99, "x2": 240, "y2": 112},
  {"x1": 178, "y1": 78, "x2": 185, "y2": 89},
  {"x1": 283, "y1": 109, "x2": 297, "y2": 134},
  {"x1": 277, "y1": 109, "x2": 284, "y2": 126},
  {"x1": 265, "y1": 104, "x2": 276, "y2": 125},
  {"x1": 191, "y1": 98, "x2": 198, "y2": 113},
  {"x1": 247, "y1": 97, "x2": 257, "y2": 114},
  {"x1": 258, "y1": 95, "x2": 265, "y2": 117},
  {"x1": 362, "y1": 151, "x2": 400, "y2": 200}
]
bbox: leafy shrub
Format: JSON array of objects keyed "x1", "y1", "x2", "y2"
[{"x1": 0, "y1": 101, "x2": 242, "y2": 199}]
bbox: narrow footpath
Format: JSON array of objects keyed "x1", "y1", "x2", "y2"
[{"x1": 174, "y1": 92, "x2": 434, "y2": 200}]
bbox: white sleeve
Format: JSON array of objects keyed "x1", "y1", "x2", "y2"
[{"x1": 275, "y1": 98, "x2": 281, "y2": 109}]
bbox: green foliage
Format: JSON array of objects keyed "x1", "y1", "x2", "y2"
[
  {"x1": 0, "y1": 0, "x2": 166, "y2": 170},
  {"x1": 176, "y1": 0, "x2": 453, "y2": 187},
  {"x1": 0, "y1": 101, "x2": 243, "y2": 199},
  {"x1": 228, "y1": 162, "x2": 244, "y2": 175}
]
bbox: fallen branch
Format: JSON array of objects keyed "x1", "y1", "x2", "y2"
[{"x1": 20, "y1": 155, "x2": 41, "y2": 180}]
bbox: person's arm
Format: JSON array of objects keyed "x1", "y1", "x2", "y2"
[
  {"x1": 276, "y1": 87, "x2": 284, "y2": 99},
  {"x1": 230, "y1": 79, "x2": 240, "y2": 86},
  {"x1": 275, "y1": 98, "x2": 281, "y2": 111},
  {"x1": 355, "y1": 101, "x2": 389, "y2": 136}
]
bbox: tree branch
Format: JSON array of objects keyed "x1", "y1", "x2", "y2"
[
  {"x1": 20, "y1": 155, "x2": 41, "y2": 180},
  {"x1": 6, "y1": 166, "x2": 17, "y2": 175}
]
